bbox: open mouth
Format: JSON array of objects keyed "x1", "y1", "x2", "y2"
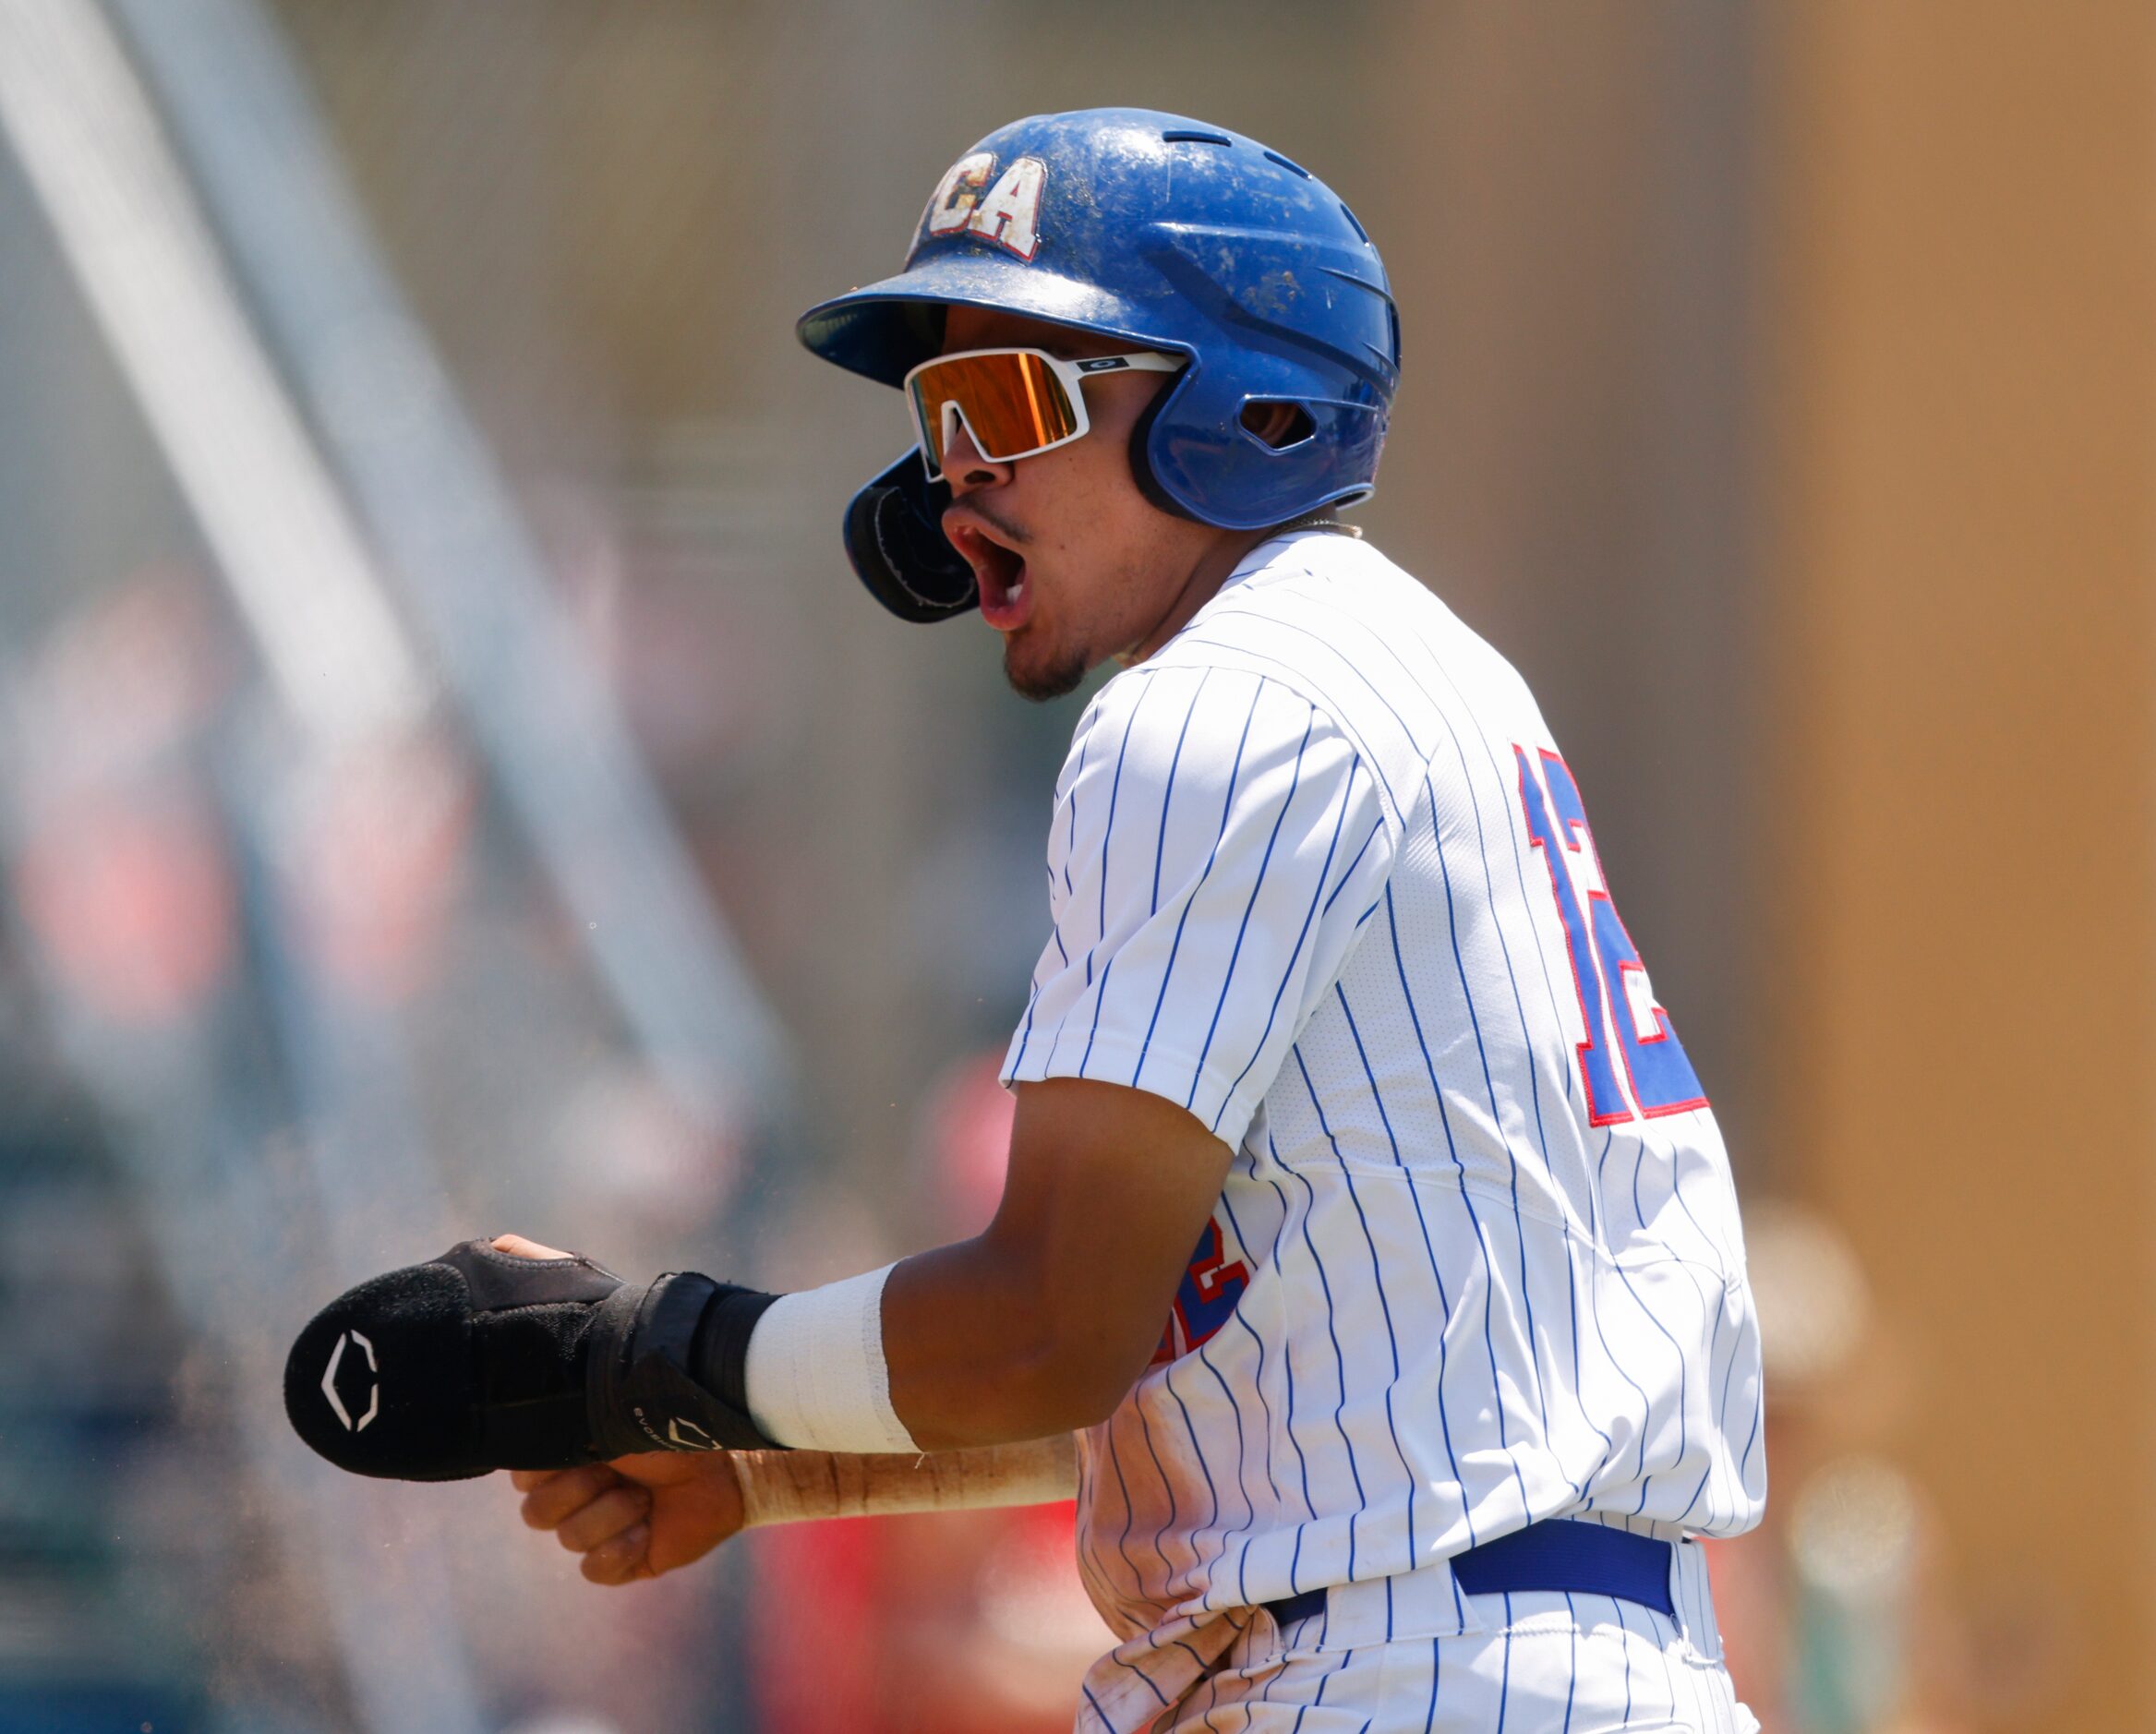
[{"x1": 945, "y1": 518, "x2": 1032, "y2": 632}]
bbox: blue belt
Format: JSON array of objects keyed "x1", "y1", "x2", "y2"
[{"x1": 1262, "y1": 1518, "x2": 1676, "y2": 1630}]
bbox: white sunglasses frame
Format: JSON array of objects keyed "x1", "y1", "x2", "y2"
[{"x1": 902, "y1": 345, "x2": 1186, "y2": 479}]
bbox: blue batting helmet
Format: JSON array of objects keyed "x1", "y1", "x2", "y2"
[{"x1": 800, "y1": 107, "x2": 1400, "y2": 622}]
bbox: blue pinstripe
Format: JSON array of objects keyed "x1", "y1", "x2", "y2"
[
  {"x1": 1171, "y1": 1345, "x2": 1240, "y2": 1558},
  {"x1": 1496, "y1": 1592, "x2": 1514, "y2": 1731},
  {"x1": 1133, "y1": 677, "x2": 1263, "y2": 1090},
  {"x1": 1134, "y1": 1398, "x2": 1187, "y2": 1593},
  {"x1": 1215, "y1": 1198, "x2": 1276, "y2": 1500},
  {"x1": 1261, "y1": 1174, "x2": 1319, "y2": 1594},
  {"x1": 1562, "y1": 1591, "x2": 1580, "y2": 1734},
  {"x1": 1151, "y1": 671, "x2": 1213, "y2": 910},
  {"x1": 1214, "y1": 1198, "x2": 1283, "y2": 1611},
  {"x1": 1378, "y1": 886, "x2": 1477, "y2": 1601},
  {"x1": 1102, "y1": 1648, "x2": 1172, "y2": 1712},
  {"x1": 1062, "y1": 724, "x2": 1094, "y2": 901},
  {"x1": 1644, "y1": 1602, "x2": 1680, "y2": 1724},
  {"x1": 1272, "y1": 1123, "x2": 1368, "y2": 1583},
  {"x1": 1669, "y1": 1160, "x2": 1744, "y2": 1527},
  {"x1": 1608, "y1": 1132, "x2": 1700, "y2": 1518},
  {"x1": 1104, "y1": 1424, "x2": 1151, "y2": 1601},
  {"x1": 1215, "y1": 752, "x2": 1367, "y2": 1113},
  {"x1": 1186, "y1": 698, "x2": 1319, "y2": 1102},
  {"x1": 1300, "y1": 1013, "x2": 1419, "y2": 1587},
  {"x1": 1735, "y1": 1358, "x2": 1765, "y2": 1489},
  {"x1": 1012, "y1": 975, "x2": 1043, "y2": 1075},
  {"x1": 1560, "y1": 1220, "x2": 1619, "y2": 1488},
  {"x1": 1585, "y1": 1132, "x2": 1658, "y2": 1486},
  {"x1": 1323, "y1": 814, "x2": 1386, "y2": 914},
  {"x1": 1613, "y1": 1596, "x2": 1637, "y2": 1725},
  {"x1": 1073, "y1": 678, "x2": 1156, "y2": 1074}
]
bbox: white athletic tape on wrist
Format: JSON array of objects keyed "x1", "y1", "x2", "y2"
[{"x1": 743, "y1": 1262, "x2": 919, "y2": 1454}]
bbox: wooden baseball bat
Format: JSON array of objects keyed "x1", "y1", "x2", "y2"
[{"x1": 724, "y1": 1433, "x2": 1078, "y2": 1526}]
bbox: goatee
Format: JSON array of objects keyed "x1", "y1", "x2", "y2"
[{"x1": 1005, "y1": 640, "x2": 1088, "y2": 703}]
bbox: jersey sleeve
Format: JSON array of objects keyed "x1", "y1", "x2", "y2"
[{"x1": 1002, "y1": 664, "x2": 1395, "y2": 1150}]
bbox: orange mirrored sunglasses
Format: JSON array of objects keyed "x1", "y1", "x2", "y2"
[{"x1": 903, "y1": 346, "x2": 1185, "y2": 478}]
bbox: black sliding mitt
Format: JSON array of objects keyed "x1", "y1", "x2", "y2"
[
  {"x1": 843, "y1": 448, "x2": 978, "y2": 622},
  {"x1": 283, "y1": 1239, "x2": 780, "y2": 1481}
]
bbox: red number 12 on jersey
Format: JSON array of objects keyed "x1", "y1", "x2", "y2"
[{"x1": 1514, "y1": 746, "x2": 1708, "y2": 1126}]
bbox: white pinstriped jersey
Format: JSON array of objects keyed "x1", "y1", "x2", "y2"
[{"x1": 999, "y1": 530, "x2": 1765, "y2": 1731}]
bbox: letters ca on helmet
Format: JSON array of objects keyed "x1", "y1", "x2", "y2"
[{"x1": 920, "y1": 152, "x2": 1046, "y2": 260}]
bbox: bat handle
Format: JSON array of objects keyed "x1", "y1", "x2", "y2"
[{"x1": 728, "y1": 1433, "x2": 1079, "y2": 1527}]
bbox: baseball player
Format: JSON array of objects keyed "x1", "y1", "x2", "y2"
[{"x1": 287, "y1": 109, "x2": 1765, "y2": 1732}]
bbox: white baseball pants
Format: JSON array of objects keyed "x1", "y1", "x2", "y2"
[{"x1": 1140, "y1": 1540, "x2": 1759, "y2": 1734}]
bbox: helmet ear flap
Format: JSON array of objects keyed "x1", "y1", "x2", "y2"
[
  {"x1": 1144, "y1": 369, "x2": 1388, "y2": 530},
  {"x1": 1126, "y1": 376, "x2": 1201, "y2": 523}
]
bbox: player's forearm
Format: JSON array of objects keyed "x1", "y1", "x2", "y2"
[
  {"x1": 726, "y1": 1434, "x2": 1078, "y2": 1525},
  {"x1": 287, "y1": 1080, "x2": 1225, "y2": 1478},
  {"x1": 879, "y1": 1233, "x2": 1160, "y2": 1449},
  {"x1": 868, "y1": 1079, "x2": 1232, "y2": 1450}
]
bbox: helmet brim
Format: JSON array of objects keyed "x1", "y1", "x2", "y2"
[{"x1": 798, "y1": 251, "x2": 1180, "y2": 388}]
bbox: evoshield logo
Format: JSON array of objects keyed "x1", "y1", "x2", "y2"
[
  {"x1": 320, "y1": 1328, "x2": 380, "y2": 1432},
  {"x1": 632, "y1": 1407, "x2": 720, "y2": 1451}
]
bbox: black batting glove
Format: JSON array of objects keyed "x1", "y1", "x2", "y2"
[{"x1": 283, "y1": 1239, "x2": 780, "y2": 1482}]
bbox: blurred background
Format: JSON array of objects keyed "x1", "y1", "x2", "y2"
[{"x1": 0, "y1": 2, "x2": 2144, "y2": 1730}]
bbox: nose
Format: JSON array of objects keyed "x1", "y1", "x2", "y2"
[{"x1": 940, "y1": 414, "x2": 1014, "y2": 497}]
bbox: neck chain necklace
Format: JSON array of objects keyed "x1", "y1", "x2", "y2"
[{"x1": 1274, "y1": 510, "x2": 1364, "y2": 539}]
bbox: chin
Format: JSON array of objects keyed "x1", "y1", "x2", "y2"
[{"x1": 1002, "y1": 632, "x2": 1089, "y2": 703}]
